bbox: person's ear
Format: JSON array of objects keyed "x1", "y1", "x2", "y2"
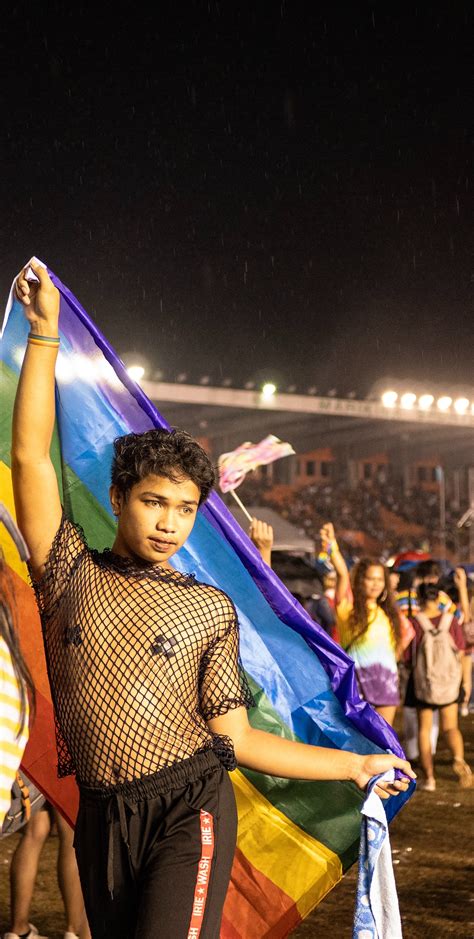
[{"x1": 109, "y1": 485, "x2": 123, "y2": 517}]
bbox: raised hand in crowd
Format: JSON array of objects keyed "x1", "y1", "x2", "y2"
[
  {"x1": 249, "y1": 517, "x2": 274, "y2": 566},
  {"x1": 319, "y1": 522, "x2": 350, "y2": 603}
]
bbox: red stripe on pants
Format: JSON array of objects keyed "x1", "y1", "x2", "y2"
[{"x1": 187, "y1": 809, "x2": 215, "y2": 939}]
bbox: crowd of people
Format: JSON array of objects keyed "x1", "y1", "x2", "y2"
[
  {"x1": 249, "y1": 516, "x2": 474, "y2": 794},
  {"x1": 1, "y1": 260, "x2": 471, "y2": 937},
  {"x1": 238, "y1": 473, "x2": 464, "y2": 558}
]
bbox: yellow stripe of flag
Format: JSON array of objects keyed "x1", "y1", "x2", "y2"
[
  {"x1": 232, "y1": 770, "x2": 342, "y2": 918},
  {"x1": 0, "y1": 462, "x2": 28, "y2": 583}
]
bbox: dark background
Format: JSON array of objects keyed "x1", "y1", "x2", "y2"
[{"x1": 2, "y1": 3, "x2": 472, "y2": 395}]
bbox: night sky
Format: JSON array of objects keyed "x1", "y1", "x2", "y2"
[{"x1": 2, "y1": 4, "x2": 472, "y2": 397}]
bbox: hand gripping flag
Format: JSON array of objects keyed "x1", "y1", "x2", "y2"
[
  {"x1": 0, "y1": 262, "x2": 414, "y2": 938},
  {"x1": 218, "y1": 436, "x2": 295, "y2": 493}
]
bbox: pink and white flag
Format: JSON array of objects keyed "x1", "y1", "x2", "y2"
[{"x1": 218, "y1": 434, "x2": 295, "y2": 492}]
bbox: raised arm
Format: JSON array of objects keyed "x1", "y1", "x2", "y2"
[
  {"x1": 319, "y1": 522, "x2": 350, "y2": 604},
  {"x1": 453, "y1": 566, "x2": 470, "y2": 624},
  {"x1": 11, "y1": 260, "x2": 62, "y2": 577},
  {"x1": 249, "y1": 517, "x2": 273, "y2": 567}
]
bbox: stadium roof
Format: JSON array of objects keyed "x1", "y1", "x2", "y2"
[
  {"x1": 140, "y1": 381, "x2": 474, "y2": 465},
  {"x1": 226, "y1": 504, "x2": 314, "y2": 553}
]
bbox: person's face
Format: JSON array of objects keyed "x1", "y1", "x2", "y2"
[
  {"x1": 389, "y1": 571, "x2": 400, "y2": 591},
  {"x1": 110, "y1": 473, "x2": 200, "y2": 568},
  {"x1": 363, "y1": 565, "x2": 386, "y2": 601}
]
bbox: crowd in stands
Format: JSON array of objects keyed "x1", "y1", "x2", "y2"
[{"x1": 236, "y1": 473, "x2": 463, "y2": 559}]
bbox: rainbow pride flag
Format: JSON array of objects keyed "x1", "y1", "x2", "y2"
[{"x1": 0, "y1": 264, "x2": 414, "y2": 937}]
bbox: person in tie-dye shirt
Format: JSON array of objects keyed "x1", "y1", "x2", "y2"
[{"x1": 319, "y1": 523, "x2": 412, "y2": 727}]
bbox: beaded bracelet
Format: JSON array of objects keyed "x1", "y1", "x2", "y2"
[
  {"x1": 318, "y1": 539, "x2": 340, "y2": 562},
  {"x1": 28, "y1": 333, "x2": 60, "y2": 347}
]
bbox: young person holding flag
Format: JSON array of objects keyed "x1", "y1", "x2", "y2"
[{"x1": 11, "y1": 260, "x2": 414, "y2": 938}]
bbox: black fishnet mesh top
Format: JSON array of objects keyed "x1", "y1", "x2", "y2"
[{"x1": 30, "y1": 514, "x2": 254, "y2": 787}]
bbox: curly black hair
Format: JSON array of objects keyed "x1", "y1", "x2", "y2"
[{"x1": 111, "y1": 428, "x2": 215, "y2": 505}]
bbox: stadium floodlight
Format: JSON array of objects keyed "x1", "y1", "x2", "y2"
[
  {"x1": 127, "y1": 365, "x2": 145, "y2": 382},
  {"x1": 454, "y1": 397, "x2": 469, "y2": 414},
  {"x1": 381, "y1": 390, "x2": 398, "y2": 407},
  {"x1": 418, "y1": 394, "x2": 434, "y2": 410},
  {"x1": 400, "y1": 392, "x2": 417, "y2": 409},
  {"x1": 261, "y1": 382, "x2": 277, "y2": 400},
  {"x1": 437, "y1": 395, "x2": 452, "y2": 411}
]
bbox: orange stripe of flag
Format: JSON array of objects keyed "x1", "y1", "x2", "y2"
[{"x1": 222, "y1": 845, "x2": 301, "y2": 938}]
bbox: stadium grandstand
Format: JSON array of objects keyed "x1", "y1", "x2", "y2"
[{"x1": 127, "y1": 369, "x2": 474, "y2": 564}]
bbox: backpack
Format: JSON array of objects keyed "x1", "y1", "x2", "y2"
[
  {"x1": 413, "y1": 611, "x2": 463, "y2": 706},
  {"x1": 1, "y1": 770, "x2": 45, "y2": 838}
]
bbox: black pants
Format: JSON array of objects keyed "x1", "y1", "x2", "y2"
[{"x1": 74, "y1": 751, "x2": 237, "y2": 939}]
